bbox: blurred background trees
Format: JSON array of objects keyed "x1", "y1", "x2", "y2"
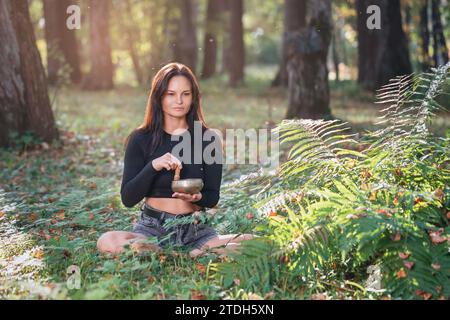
[
  {"x1": 1, "y1": 0, "x2": 449, "y2": 146},
  {"x1": 43, "y1": 0, "x2": 81, "y2": 85},
  {"x1": 0, "y1": 0, "x2": 59, "y2": 148}
]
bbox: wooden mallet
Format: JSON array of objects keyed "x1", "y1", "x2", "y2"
[{"x1": 174, "y1": 165, "x2": 181, "y2": 181}]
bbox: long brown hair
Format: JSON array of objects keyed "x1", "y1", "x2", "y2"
[{"x1": 125, "y1": 63, "x2": 207, "y2": 155}]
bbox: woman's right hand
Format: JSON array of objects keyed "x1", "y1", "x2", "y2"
[{"x1": 151, "y1": 153, "x2": 182, "y2": 172}]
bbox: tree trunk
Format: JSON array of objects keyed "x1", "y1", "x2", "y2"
[
  {"x1": 431, "y1": 0, "x2": 449, "y2": 66},
  {"x1": 122, "y1": 0, "x2": 143, "y2": 85},
  {"x1": 419, "y1": 0, "x2": 431, "y2": 70},
  {"x1": 0, "y1": 0, "x2": 59, "y2": 148},
  {"x1": 146, "y1": 0, "x2": 172, "y2": 82},
  {"x1": 220, "y1": 0, "x2": 231, "y2": 74},
  {"x1": 174, "y1": 0, "x2": 198, "y2": 73},
  {"x1": 356, "y1": 0, "x2": 412, "y2": 91},
  {"x1": 201, "y1": 0, "x2": 221, "y2": 79},
  {"x1": 332, "y1": 31, "x2": 340, "y2": 82},
  {"x1": 228, "y1": 0, "x2": 245, "y2": 87},
  {"x1": 82, "y1": 0, "x2": 114, "y2": 90},
  {"x1": 272, "y1": 0, "x2": 304, "y2": 87},
  {"x1": 285, "y1": 0, "x2": 332, "y2": 120},
  {"x1": 43, "y1": 0, "x2": 81, "y2": 85}
]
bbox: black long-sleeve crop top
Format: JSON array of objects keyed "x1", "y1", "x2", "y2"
[{"x1": 120, "y1": 127, "x2": 223, "y2": 209}]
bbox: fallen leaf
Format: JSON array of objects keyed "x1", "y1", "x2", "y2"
[
  {"x1": 392, "y1": 232, "x2": 401, "y2": 242},
  {"x1": 431, "y1": 263, "x2": 441, "y2": 271},
  {"x1": 361, "y1": 170, "x2": 372, "y2": 179},
  {"x1": 89, "y1": 182, "x2": 97, "y2": 190},
  {"x1": 46, "y1": 283, "x2": 55, "y2": 289},
  {"x1": 28, "y1": 212, "x2": 38, "y2": 222},
  {"x1": 396, "y1": 268, "x2": 407, "y2": 279},
  {"x1": 398, "y1": 252, "x2": 409, "y2": 259},
  {"x1": 0, "y1": 211, "x2": 4, "y2": 218},
  {"x1": 433, "y1": 189, "x2": 444, "y2": 201},
  {"x1": 248, "y1": 293, "x2": 263, "y2": 300},
  {"x1": 311, "y1": 293, "x2": 328, "y2": 300},
  {"x1": 393, "y1": 197, "x2": 399, "y2": 205},
  {"x1": 429, "y1": 229, "x2": 447, "y2": 244},
  {"x1": 195, "y1": 263, "x2": 206, "y2": 274},
  {"x1": 159, "y1": 254, "x2": 167, "y2": 263},
  {"x1": 147, "y1": 276, "x2": 155, "y2": 284},
  {"x1": 33, "y1": 249, "x2": 44, "y2": 259},
  {"x1": 191, "y1": 290, "x2": 206, "y2": 300},
  {"x1": 55, "y1": 210, "x2": 65, "y2": 220},
  {"x1": 264, "y1": 291, "x2": 275, "y2": 300},
  {"x1": 422, "y1": 292, "x2": 432, "y2": 300},
  {"x1": 63, "y1": 250, "x2": 71, "y2": 258}
]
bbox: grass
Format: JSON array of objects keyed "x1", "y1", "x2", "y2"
[{"x1": 0, "y1": 65, "x2": 448, "y2": 299}]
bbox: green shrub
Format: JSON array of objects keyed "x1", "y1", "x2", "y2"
[{"x1": 214, "y1": 63, "x2": 450, "y2": 299}]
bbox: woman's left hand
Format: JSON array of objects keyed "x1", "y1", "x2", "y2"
[{"x1": 172, "y1": 192, "x2": 202, "y2": 202}]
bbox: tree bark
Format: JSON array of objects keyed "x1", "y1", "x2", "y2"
[
  {"x1": 228, "y1": 0, "x2": 245, "y2": 87},
  {"x1": 174, "y1": 0, "x2": 198, "y2": 73},
  {"x1": 419, "y1": 0, "x2": 431, "y2": 70},
  {"x1": 332, "y1": 31, "x2": 340, "y2": 82},
  {"x1": 82, "y1": 0, "x2": 114, "y2": 90},
  {"x1": 0, "y1": 0, "x2": 58, "y2": 148},
  {"x1": 285, "y1": 0, "x2": 332, "y2": 120},
  {"x1": 122, "y1": 0, "x2": 144, "y2": 85},
  {"x1": 201, "y1": 0, "x2": 221, "y2": 79},
  {"x1": 431, "y1": 0, "x2": 449, "y2": 66},
  {"x1": 356, "y1": 0, "x2": 412, "y2": 91},
  {"x1": 43, "y1": 0, "x2": 81, "y2": 85},
  {"x1": 220, "y1": 0, "x2": 231, "y2": 74},
  {"x1": 272, "y1": 0, "x2": 305, "y2": 87}
]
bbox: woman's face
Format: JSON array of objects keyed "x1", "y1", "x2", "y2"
[{"x1": 161, "y1": 75, "x2": 193, "y2": 120}]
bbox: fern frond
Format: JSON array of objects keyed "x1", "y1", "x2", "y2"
[
  {"x1": 210, "y1": 238, "x2": 279, "y2": 291},
  {"x1": 274, "y1": 119, "x2": 364, "y2": 183},
  {"x1": 370, "y1": 62, "x2": 450, "y2": 151}
]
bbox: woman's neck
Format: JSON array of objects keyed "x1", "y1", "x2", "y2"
[{"x1": 163, "y1": 117, "x2": 189, "y2": 135}]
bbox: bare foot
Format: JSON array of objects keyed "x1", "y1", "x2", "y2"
[{"x1": 130, "y1": 241, "x2": 162, "y2": 254}]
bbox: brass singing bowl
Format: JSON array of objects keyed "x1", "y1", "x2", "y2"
[{"x1": 171, "y1": 179, "x2": 204, "y2": 194}]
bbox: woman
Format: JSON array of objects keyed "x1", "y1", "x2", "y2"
[{"x1": 97, "y1": 63, "x2": 252, "y2": 258}]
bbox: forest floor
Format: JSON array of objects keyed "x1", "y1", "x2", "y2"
[{"x1": 1, "y1": 66, "x2": 449, "y2": 299}]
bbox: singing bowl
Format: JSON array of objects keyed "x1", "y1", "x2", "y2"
[{"x1": 171, "y1": 179, "x2": 204, "y2": 194}]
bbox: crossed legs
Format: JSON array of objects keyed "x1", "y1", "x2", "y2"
[{"x1": 97, "y1": 231, "x2": 253, "y2": 258}]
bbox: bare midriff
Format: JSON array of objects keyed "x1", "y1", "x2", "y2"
[{"x1": 145, "y1": 197, "x2": 201, "y2": 215}]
